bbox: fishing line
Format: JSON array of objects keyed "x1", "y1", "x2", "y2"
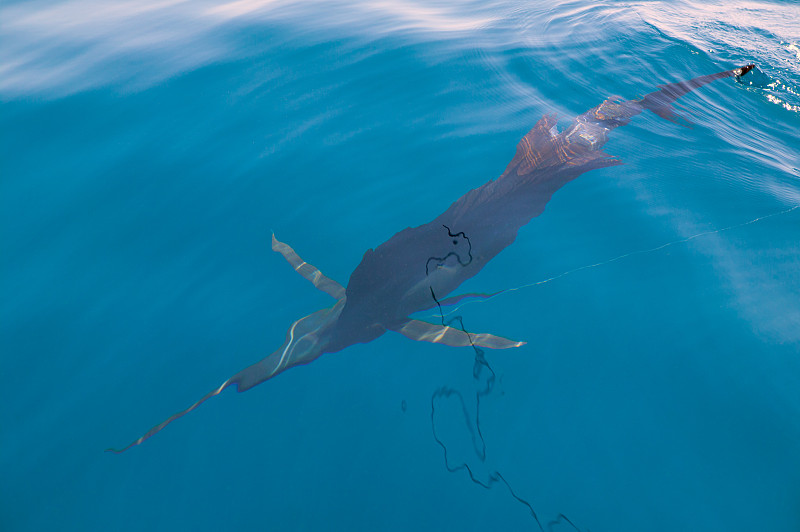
[
  {"x1": 425, "y1": 224, "x2": 474, "y2": 275},
  {"x1": 426, "y1": 226, "x2": 587, "y2": 531},
  {"x1": 429, "y1": 287, "x2": 544, "y2": 531},
  {"x1": 422, "y1": 203, "x2": 798, "y2": 528},
  {"x1": 435, "y1": 203, "x2": 799, "y2": 318}
]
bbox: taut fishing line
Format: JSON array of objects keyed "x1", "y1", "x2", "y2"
[{"x1": 434, "y1": 204, "x2": 799, "y2": 319}]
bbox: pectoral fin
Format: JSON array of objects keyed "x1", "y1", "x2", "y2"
[
  {"x1": 393, "y1": 319, "x2": 525, "y2": 349},
  {"x1": 272, "y1": 234, "x2": 346, "y2": 300}
]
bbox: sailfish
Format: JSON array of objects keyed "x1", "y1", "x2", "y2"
[{"x1": 108, "y1": 63, "x2": 755, "y2": 452}]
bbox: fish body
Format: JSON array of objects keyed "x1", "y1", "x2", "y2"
[{"x1": 109, "y1": 64, "x2": 754, "y2": 452}]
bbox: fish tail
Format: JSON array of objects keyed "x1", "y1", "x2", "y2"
[{"x1": 638, "y1": 64, "x2": 755, "y2": 126}]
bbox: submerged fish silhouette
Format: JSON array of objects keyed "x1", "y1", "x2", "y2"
[{"x1": 108, "y1": 63, "x2": 755, "y2": 452}]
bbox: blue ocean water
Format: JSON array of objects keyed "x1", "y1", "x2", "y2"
[{"x1": 2, "y1": 1, "x2": 799, "y2": 530}]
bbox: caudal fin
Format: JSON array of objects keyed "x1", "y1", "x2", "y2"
[{"x1": 638, "y1": 64, "x2": 755, "y2": 125}]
